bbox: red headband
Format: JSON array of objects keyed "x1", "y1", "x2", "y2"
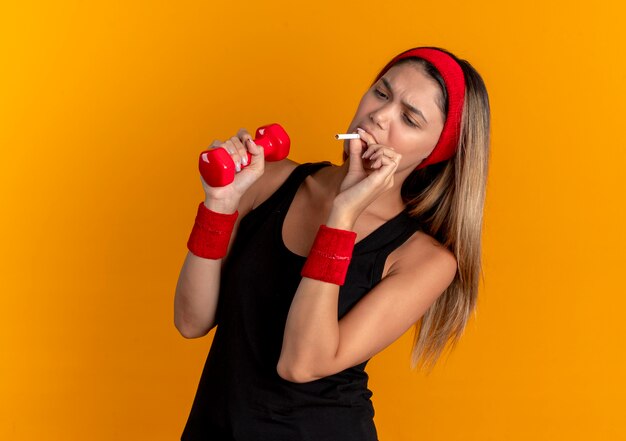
[{"x1": 373, "y1": 47, "x2": 466, "y2": 169}]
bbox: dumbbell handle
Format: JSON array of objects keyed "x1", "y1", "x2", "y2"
[{"x1": 198, "y1": 123, "x2": 291, "y2": 187}]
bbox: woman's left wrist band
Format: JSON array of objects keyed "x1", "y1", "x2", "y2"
[
  {"x1": 187, "y1": 201, "x2": 238, "y2": 259},
  {"x1": 301, "y1": 225, "x2": 357, "y2": 285}
]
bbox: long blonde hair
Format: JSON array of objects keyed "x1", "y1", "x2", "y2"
[{"x1": 376, "y1": 48, "x2": 491, "y2": 373}]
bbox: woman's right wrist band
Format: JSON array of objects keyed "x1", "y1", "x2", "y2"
[{"x1": 187, "y1": 201, "x2": 238, "y2": 259}]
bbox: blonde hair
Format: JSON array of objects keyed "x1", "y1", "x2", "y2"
[{"x1": 376, "y1": 49, "x2": 491, "y2": 374}]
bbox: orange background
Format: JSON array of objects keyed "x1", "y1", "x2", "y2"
[{"x1": 1, "y1": 1, "x2": 625, "y2": 440}]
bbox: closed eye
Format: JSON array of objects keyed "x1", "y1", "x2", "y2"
[{"x1": 403, "y1": 114, "x2": 418, "y2": 127}]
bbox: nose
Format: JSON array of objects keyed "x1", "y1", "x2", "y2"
[{"x1": 369, "y1": 107, "x2": 390, "y2": 130}]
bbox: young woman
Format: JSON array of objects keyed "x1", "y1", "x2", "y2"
[{"x1": 175, "y1": 46, "x2": 491, "y2": 441}]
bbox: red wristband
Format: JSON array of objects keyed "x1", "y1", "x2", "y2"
[
  {"x1": 301, "y1": 225, "x2": 357, "y2": 286},
  {"x1": 187, "y1": 201, "x2": 238, "y2": 259}
]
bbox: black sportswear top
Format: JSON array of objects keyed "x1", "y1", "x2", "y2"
[{"x1": 181, "y1": 161, "x2": 422, "y2": 441}]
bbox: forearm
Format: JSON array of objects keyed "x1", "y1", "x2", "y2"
[
  {"x1": 278, "y1": 208, "x2": 356, "y2": 379},
  {"x1": 174, "y1": 251, "x2": 222, "y2": 338},
  {"x1": 174, "y1": 198, "x2": 238, "y2": 338},
  {"x1": 279, "y1": 277, "x2": 341, "y2": 378}
]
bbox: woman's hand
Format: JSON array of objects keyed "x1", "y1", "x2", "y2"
[
  {"x1": 200, "y1": 128, "x2": 265, "y2": 212},
  {"x1": 329, "y1": 128, "x2": 401, "y2": 226}
]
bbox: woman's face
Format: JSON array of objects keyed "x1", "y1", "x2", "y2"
[{"x1": 345, "y1": 62, "x2": 446, "y2": 172}]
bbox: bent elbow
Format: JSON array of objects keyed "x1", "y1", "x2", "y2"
[
  {"x1": 175, "y1": 322, "x2": 196, "y2": 339},
  {"x1": 177, "y1": 327, "x2": 199, "y2": 339},
  {"x1": 276, "y1": 360, "x2": 315, "y2": 384},
  {"x1": 175, "y1": 317, "x2": 213, "y2": 339}
]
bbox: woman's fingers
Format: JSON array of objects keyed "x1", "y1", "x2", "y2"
[
  {"x1": 221, "y1": 140, "x2": 242, "y2": 171},
  {"x1": 236, "y1": 128, "x2": 258, "y2": 157},
  {"x1": 364, "y1": 145, "x2": 400, "y2": 168},
  {"x1": 206, "y1": 128, "x2": 265, "y2": 175},
  {"x1": 236, "y1": 128, "x2": 253, "y2": 144},
  {"x1": 369, "y1": 150, "x2": 401, "y2": 184},
  {"x1": 237, "y1": 128, "x2": 264, "y2": 167},
  {"x1": 210, "y1": 138, "x2": 242, "y2": 171},
  {"x1": 356, "y1": 127, "x2": 376, "y2": 148},
  {"x1": 368, "y1": 147, "x2": 398, "y2": 162},
  {"x1": 348, "y1": 136, "x2": 368, "y2": 173},
  {"x1": 228, "y1": 136, "x2": 249, "y2": 167},
  {"x1": 362, "y1": 142, "x2": 395, "y2": 159},
  {"x1": 220, "y1": 134, "x2": 250, "y2": 172}
]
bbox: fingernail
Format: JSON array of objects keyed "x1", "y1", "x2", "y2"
[
  {"x1": 248, "y1": 139, "x2": 256, "y2": 147},
  {"x1": 235, "y1": 162, "x2": 241, "y2": 172},
  {"x1": 242, "y1": 156, "x2": 248, "y2": 166}
]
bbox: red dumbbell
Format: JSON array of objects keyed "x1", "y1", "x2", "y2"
[{"x1": 198, "y1": 123, "x2": 291, "y2": 187}]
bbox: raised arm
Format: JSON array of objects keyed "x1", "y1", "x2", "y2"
[{"x1": 174, "y1": 129, "x2": 263, "y2": 338}]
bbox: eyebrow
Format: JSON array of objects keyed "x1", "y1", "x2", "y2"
[{"x1": 381, "y1": 77, "x2": 428, "y2": 124}]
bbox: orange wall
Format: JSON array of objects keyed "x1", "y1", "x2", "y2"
[{"x1": 1, "y1": 1, "x2": 624, "y2": 440}]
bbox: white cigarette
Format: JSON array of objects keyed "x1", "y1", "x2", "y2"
[{"x1": 335, "y1": 133, "x2": 361, "y2": 140}]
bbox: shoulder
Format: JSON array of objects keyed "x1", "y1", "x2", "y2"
[
  {"x1": 250, "y1": 158, "x2": 301, "y2": 210},
  {"x1": 386, "y1": 229, "x2": 458, "y2": 292}
]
